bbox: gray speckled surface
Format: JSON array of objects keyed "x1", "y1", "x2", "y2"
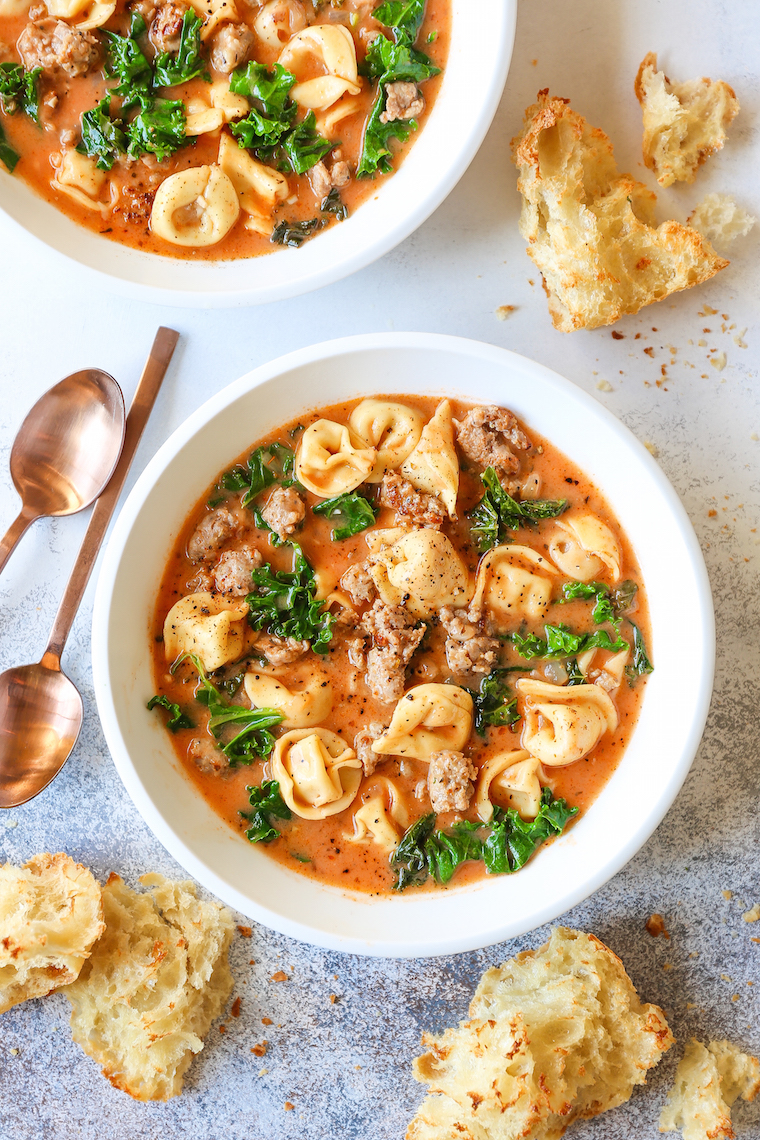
[{"x1": 1, "y1": 1, "x2": 760, "y2": 1137}]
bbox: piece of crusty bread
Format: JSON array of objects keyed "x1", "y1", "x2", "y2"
[
  {"x1": 688, "y1": 193, "x2": 756, "y2": 251},
  {"x1": 511, "y1": 91, "x2": 728, "y2": 332},
  {"x1": 635, "y1": 53, "x2": 740, "y2": 187},
  {"x1": 0, "y1": 853, "x2": 104, "y2": 1014},
  {"x1": 64, "y1": 872, "x2": 234, "y2": 1101},
  {"x1": 660, "y1": 1039, "x2": 760, "y2": 1140},
  {"x1": 408, "y1": 927, "x2": 673, "y2": 1140}
]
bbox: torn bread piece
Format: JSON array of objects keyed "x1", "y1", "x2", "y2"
[
  {"x1": 0, "y1": 853, "x2": 104, "y2": 1014},
  {"x1": 688, "y1": 193, "x2": 756, "y2": 251},
  {"x1": 511, "y1": 91, "x2": 727, "y2": 332},
  {"x1": 660, "y1": 1038, "x2": 760, "y2": 1140},
  {"x1": 408, "y1": 926, "x2": 673, "y2": 1140},
  {"x1": 65, "y1": 872, "x2": 234, "y2": 1101},
  {"x1": 635, "y1": 53, "x2": 740, "y2": 187}
]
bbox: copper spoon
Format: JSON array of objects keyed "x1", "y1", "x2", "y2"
[
  {"x1": 0, "y1": 370, "x2": 126, "y2": 577},
  {"x1": 0, "y1": 327, "x2": 179, "y2": 808}
]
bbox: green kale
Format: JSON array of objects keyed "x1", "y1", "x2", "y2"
[
  {"x1": 241, "y1": 780, "x2": 292, "y2": 843},
  {"x1": 468, "y1": 467, "x2": 569, "y2": 552},
  {"x1": 625, "y1": 621, "x2": 654, "y2": 684},
  {"x1": 79, "y1": 97, "x2": 127, "y2": 170},
  {"x1": 472, "y1": 669, "x2": 520, "y2": 736},
  {"x1": 362, "y1": 30, "x2": 439, "y2": 83},
  {"x1": 222, "y1": 443, "x2": 297, "y2": 506},
  {"x1": 424, "y1": 820, "x2": 483, "y2": 884},
  {"x1": 245, "y1": 544, "x2": 335, "y2": 654},
  {"x1": 483, "y1": 790, "x2": 578, "y2": 875},
  {"x1": 561, "y1": 578, "x2": 639, "y2": 628},
  {"x1": 390, "y1": 812, "x2": 435, "y2": 890},
  {"x1": 153, "y1": 9, "x2": 208, "y2": 87},
  {"x1": 321, "y1": 187, "x2": 348, "y2": 220},
  {"x1": 0, "y1": 62, "x2": 42, "y2": 123},
  {"x1": 372, "y1": 0, "x2": 426, "y2": 43},
  {"x1": 127, "y1": 98, "x2": 186, "y2": 160},
  {"x1": 146, "y1": 693, "x2": 194, "y2": 732},
  {"x1": 271, "y1": 217, "x2": 324, "y2": 247},
  {"x1": 611, "y1": 579, "x2": 638, "y2": 616},
  {"x1": 229, "y1": 62, "x2": 297, "y2": 153},
  {"x1": 511, "y1": 623, "x2": 628, "y2": 661},
  {"x1": 103, "y1": 13, "x2": 153, "y2": 109},
  {"x1": 280, "y1": 110, "x2": 332, "y2": 174},
  {"x1": 357, "y1": 33, "x2": 439, "y2": 177},
  {"x1": 565, "y1": 657, "x2": 585, "y2": 686},
  {"x1": 312, "y1": 492, "x2": 378, "y2": 540},
  {"x1": 0, "y1": 122, "x2": 19, "y2": 173}
]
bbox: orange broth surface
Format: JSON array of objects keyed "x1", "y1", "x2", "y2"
[
  {"x1": 150, "y1": 395, "x2": 651, "y2": 896},
  {"x1": 0, "y1": 0, "x2": 449, "y2": 259}
]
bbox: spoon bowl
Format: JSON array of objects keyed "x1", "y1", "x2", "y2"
[{"x1": 0, "y1": 662, "x2": 82, "y2": 808}]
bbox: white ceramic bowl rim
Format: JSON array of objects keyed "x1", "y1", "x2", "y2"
[
  {"x1": 0, "y1": 2, "x2": 516, "y2": 307},
  {"x1": 92, "y1": 333, "x2": 715, "y2": 957}
]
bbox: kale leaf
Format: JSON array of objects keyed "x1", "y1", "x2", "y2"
[
  {"x1": 245, "y1": 543, "x2": 335, "y2": 654},
  {"x1": 127, "y1": 97, "x2": 186, "y2": 160},
  {"x1": 153, "y1": 9, "x2": 208, "y2": 87},
  {"x1": 565, "y1": 657, "x2": 585, "y2": 686},
  {"x1": 147, "y1": 693, "x2": 194, "y2": 732},
  {"x1": 79, "y1": 97, "x2": 127, "y2": 170},
  {"x1": 222, "y1": 443, "x2": 297, "y2": 506},
  {"x1": 271, "y1": 217, "x2": 324, "y2": 247},
  {"x1": 611, "y1": 579, "x2": 639, "y2": 616},
  {"x1": 103, "y1": 13, "x2": 153, "y2": 109},
  {"x1": 312, "y1": 492, "x2": 378, "y2": 540},
  {"x1": 372, "y1": 0, "x2": 426, "y2": 43},
  {"x1": 471, "y1": 669, "x2": 520, "y2": 736},
  {"x1": 511, "y1": 623, "x2": 628, "y2": 661},
  {"x1": 280, "y1": 109, "x2": 333, "y2": 174},
  {"x1": 229, "y1": 62, "x2": 297, "y2": 152},
  {"x1": 468, "y1": 467, "x2": 569, "y2": 552},
  {"x1": 321, "y1": 187, "x2": 348, "y2": 220},
  {"x1": 357, "y1": 33, "x2": 440, "y2": 177},
  {"x1": 0, "y1": 122, "x2": 19, "y2": 173},
  {"x1": 625, "y1": 621, "x2": 654, "y2": 684},
  {"x1": 391, "y1": 788, "x2": 577, "y2": 890},
  {"x1": 241, "y1": 780, "x2": 292, "y2": 843},
  {"x1": 0, "y1": 62, "x2": 41, "y2": 123},
  {"x1": 561, "y1": 578, "x2": 639, "y2": 627}
]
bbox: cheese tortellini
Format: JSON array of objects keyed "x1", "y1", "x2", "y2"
[
  {"x1": 244, "y1": 669, "x2": 333, "y2": 728},
  {"x1": 517, "y1": 679, "x2": 618, "y2": 766},
  {"x1": 365, "y1": 528, "x2": 471, "y2": 617},
  {"x1": 271, "y1": 728, "x2": 362, "y2": 819},
  {"x1": 52, "y1": 150, "x2": 107, "y2": 213},
  {"x1": 400, "y1": 399, "x2": 459, "y2": 519},
  {"x1": 45, "y1": 0, "x2": 115, "y2": 25},
  {"x1": 469, "y1": 545, "x2": 560, "y2": 625},
  {"x1": 218, "y1": 131, "x2": 289, "y2": 235},
  {"x1": 151, "y1": 165, "x2": 239, "y2": 248},
  {"x1": 346, "y1": 777, "x2": 408, "y2": 854},
  {"x1": 188, "y1": 0, "x2": 238, "y2": 40},
  {"x1": 278, "y1": 24, "x2": 361, "y2": 110},
  {"x1": 548, "y1": 515, "x2": 622, "y2": 582},
  {"x1": 295, "y1": 419, "x2": 376, "y2": 497},
  {"x1": 163, "y1": 592, "x2": 249, "y2": 671},
  {"x1": 373, "y1": 684, "x2": 473, "y2": 761},
  {"x1": 475, "y1": 750, "x2": 542, "y2": 822},
  {"x1": 253, "y1": 0, "x2": 307, "y2": 49},
  {"x1": 348, "y1": 399, "x2": 425, "y2": 482}
]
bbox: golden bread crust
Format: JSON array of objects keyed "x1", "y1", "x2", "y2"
[{"x1": 660, "y1": 1038, "x2": 760, "y2": 1140}]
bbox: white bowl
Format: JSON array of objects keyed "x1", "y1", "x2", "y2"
[
  {"x1": 92, "y1": 333, "x2": 714, "y2": 957},
  {"x1": 0, "y1": 2, "x2": 516, "y2": 308}
]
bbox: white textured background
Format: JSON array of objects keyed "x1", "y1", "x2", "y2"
[{"x1": 1, "y1": 1, "x2": 759, "y2": 1137}]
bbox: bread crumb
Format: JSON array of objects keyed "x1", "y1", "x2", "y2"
[
  {"x1": 689, "y1": 952, "x2": 700, "y2": 958},
  {"x1": 258, "y1": 1067, "x2": 268, "y2": 1076},
  {"x1": 611, "y1": 330, "x2": 625, "y2": 339},
  {"x1": 689, "y1": 194, "x2": 756, "y2": 250},
  {"x1": 237, "y1": 925, "x2": 252, "y2": 937},
  {"x1": 644, "y1": 346, "x2": 655, "y2": 357},
  {"x1": 734, "y1": 329, "x2": 748, "y2": 348},
  {"x1": 743, "y1": 904, "x2": 760, "y2": 923},
  {"x1": 721, "y1": 974, "x2": 733, "y2": 982},
  {"x1": 596, "y1": 379, "x2": 614, "y2": 392},
  {"x1": 10, "y1": 1048, "x2": 19, "y2": 1056},
  {"x1": 701, "y1": 305, "x2": 718, "y2": 316},
  {"x1": 644, "y1": 441, "x2": 659, "y2": 456},
  {"x1": 722, "y1": 890, "x2": 733, "y2": 900},
  {"x1": 231, "y1": 996, "x2": 242, "y2": 1018},
  {"x1": 751, "y1": 433, "x2": 759, "y2": 442},
  {"x1": 251, "y1": 1042, "x2": 268, "y2": 1057},
  {"x1": 710, "y1": 352, "x2": 727, "y2": 371},
  {"x1": 284, "y1": 1102, "x2": 295, "y2": 1111},
  {"x1": 262, "y1": 1016, "x2": 272, "y2": 1025},
  {"x1": 646, "y1": 913, "x2": 670, "y2": 938},
  {"x1": 687, "y1": 1002, "x2": 697, "y2": 1009},
  {"x1": 495, "y1": 305, "x2": 515, "y2": 320},
  {"x1": 271, "y1": 971, "x2": 288, "y2": 982},
  {"x1": 732, "y1": 995, "x2": 740, "y2": 1002},
  {"x1": 329, "y1": 994, "x2": 338, "y2": 1004},
  {"x1": 5, "y1": 819, "x2": 18, "y2": 829}
]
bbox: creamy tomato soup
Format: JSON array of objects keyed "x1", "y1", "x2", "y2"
[
  {"x1": 150, "y1": 396, "x2": 653, "y2": 895},
  {"x1": 0, "y1": 0, "x2": 448, "y2": 258}
]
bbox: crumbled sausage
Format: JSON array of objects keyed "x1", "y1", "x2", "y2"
[
  {"x1": 18, "y1": 18, "x2": 100, "y2": 77},
  {"x1": 427, "y1": 750, "x2": 477, "y2": 813},
  {"x1": 115, "y1": 188, "x2": 155, "y2": 225},
  {"x1": 340, "y1": 563, "x2": 377, "y2": 605},
  {"x1": 150, "y1": 1, "x2": 188, "y2": 53},
  {"x1": 188, "y1": 736, "x2": 229, "y2": 775},
  {"x1": 209, "y1": 22, "x2": 253, "y2": 73},
  {"x1": 255, "y1": 634, "x2": 310, "y2": 665},
  {"x1": 260, "y1": 486, "x2": 305, "y2": 541},
  {"x1": 455, "y1": 405, "x2": 532, "y2": 477},
  {"x1": 310, "y1": 158, "x2": 352, "y2": 200},
  {"x1": 353, "y1": 722, "x2": 386, "y2": 776},
  {"x1": 344, "y1": 634, "x2": 366, "y2": 669},
  {"x1": 439, "y1": 605, "x2": 500, "y2": 676},
  {"x1": 212, "y1": 549, "x2": 262, "y2": 596},
  {"x1": 187, "y1": 507, "x2": 238, "y2": 562},
  {"x1": 362, "y1": 601, "x2": 426, "y2": 703},
  {"x1": 379, "y1": 472, "x2": 445, "y2": 529},
  {"x1": 380, "y1": 80, "x2": 424, "y2": 124},
  {"x1": 331, "y1": 160, "x2": 350, "y2": 187}
]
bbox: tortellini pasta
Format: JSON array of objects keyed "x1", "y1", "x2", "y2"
[
  {"x1": 469, "y1": 545, "x2": 559, "y2": 625},
  {"x1": 0, "y1": 0, "x2": 32, "y2": 15},
  {"x1": 218, "y1": 131, "x2": 289, "y2": 235},
  {"x1": 295, "y1": 419, "x2": 376, "y2": 497},
  {"x1": 244, "y1": 669, "x2": 333, "y2": 728},
  {"x1": 373, "y1": 684, "x2": 473, "y2": 761},
  {"x1": 548, "y1": 515, "x2": 622, "y2": 582},
  {"x1": 270, "y1": 728, "x2": 362, "y2": 820},
  {"x1": 346, "y1": 777, "x2": 408, "y2": 854},
  {"x1": 517, "y1": 678, "x2": 618, "y2": 766},
  {"x1": 475, "y1": 750, "x2": 542, "y2": 822},
  {"x1": 45, "y1": 0, "x2": 114, "y2": 24},
  {"x1": 254, "y1": 0, "x2": 307, "y2": 49},
  {"x1": 188, "y1": 0, "x2": 238, "y2": 40},
  {"x1": 151, "y1": 165, "x2": 239, "y2": 248},
  {"x1": 365, "y1": 528, "x2": 470, "y2": 618},
  {"x1": 348, "y1": 399, "x2": 425, "y2": 482},
  {"x1": 52, "y1": 150, "x2": 107, "y2": 213},
  {"x1": 163, "y1": 592, "x2": 249, "y2": 671},
  {"x1": 400, "y1": 399, "x2": 460, "y2": 519},
  {"x1": 278, "y1": 24, "x2": 361, "y2": 111},
  {"x1": 316, "y1": 94, "x2": 362, "y2": 139}
]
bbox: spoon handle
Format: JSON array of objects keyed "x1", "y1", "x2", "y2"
[
  {"x1": 41, "y1": 328, "x2": 180, "y2": 668},
  {"x1": 0, "y1": 507, "x2": 36, "y2": 578}
]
